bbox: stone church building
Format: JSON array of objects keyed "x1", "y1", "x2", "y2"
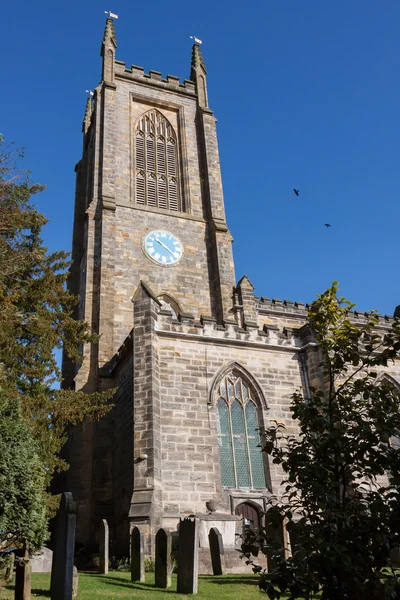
[{"x1": 62, "y1": 18, "x2": 400, "y2": 566}]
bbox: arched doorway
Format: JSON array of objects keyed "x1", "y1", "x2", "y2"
[{"x1": 235, "y1": 502, "x2": 261, "y2": 533}]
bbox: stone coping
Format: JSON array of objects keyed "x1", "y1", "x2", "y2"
[
  {"x1": 114, "y1": 61, "x2": 197, "y2": 95},
  {"x1": 258, "y1": 297, "x2": 395, "y2": 324},
  {"x1": 195, "y1": 513, "x2": 241, "y2": 521},
  {"x1": 105, "y1": 294, "x2": 396, "y2": 376}
]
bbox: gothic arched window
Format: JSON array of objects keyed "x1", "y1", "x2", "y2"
[
  {"x1": 216, "y1": 373, "x2": 266, "y2": 489},
  {"x1": 135, "y1": 110, "x2": 181, "y2": 211}
]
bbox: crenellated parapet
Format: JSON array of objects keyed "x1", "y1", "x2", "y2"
[
  {"x1": 113, "y1": 60, "x2": 197, "y2": 95},
  {"x1": 258, "y1": 295, "x2": 395, "y2": 329},
  {"x1": 103, "y1": 293, "x2": 397, "y2": 378},
  {"x1": 107, "y1": 309, "x2": 303, "y2": 379}
]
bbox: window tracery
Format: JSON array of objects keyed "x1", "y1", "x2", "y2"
[
  {"x1": 216, "y1": 373, "x2": 266, "y2": 489},
  {"x1": 135, "y1": 110, "x2": 180, "y2": 211}
]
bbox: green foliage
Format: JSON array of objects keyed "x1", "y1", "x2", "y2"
[
  {"x1": 0, "y1": 388, "x2": 46, "y2": 550},
  {"x1": 144, "y1": 555, "x2": 155, "y2": 572},
  {"x1": 110, "y1": 555, "x2": 130, "y2": 572},
  {"x1": 0, "y1": 136, "x2": 114, "y2": 538},
  {"x1": 241, "y1": 282, "x2": 400, "y2": 599}
]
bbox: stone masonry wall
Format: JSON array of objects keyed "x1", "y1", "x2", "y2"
[
  {"x1": 111, "y1": 340, "x2": 134, "y2": 556},
  {"x1": 82, "y1": 75, "x2": 236, "y2": 360},
  {"x1": 154, "y1": 312, "x2": 304, "y2": 522},
  {"x1": 111, "y1": 208, "x2": 215, "y2": 353}
]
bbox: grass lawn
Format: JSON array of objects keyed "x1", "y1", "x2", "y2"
[{"x1": 1, "y1": 571, "x2": 265, "y2": 599}]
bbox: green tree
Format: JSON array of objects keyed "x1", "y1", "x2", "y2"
[
  {"x1": 0, "y1": 136, "x2": 114, "y2": 544},
  {"x1": 0, "y1": 387, "x2": 46, "y2": 551},
  {"x1": 241, "y1": 283, "x2": 400, "y2": 600}
]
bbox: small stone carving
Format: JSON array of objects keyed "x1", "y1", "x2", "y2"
[{"x1": 205, "y1": 500, "x2": 218, "y2": 513}]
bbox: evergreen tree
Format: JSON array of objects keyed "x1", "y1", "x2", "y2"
[
  {"x1": 0, "y1": 387, "x2": 46, "y2": 550},
  {"x1": 241, "y1": 283, "x2": 400, "y2": 600},
  {"x1": 0, "y1": 136, "x2": 113, "y2": 542}
]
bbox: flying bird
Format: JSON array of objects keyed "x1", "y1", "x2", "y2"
[
  {"x1": 324, "y1": 223, "x2": 331, "y2": 228},
  {"x1": 293, "y1": 189, "x2": 299, "y2": 197}
]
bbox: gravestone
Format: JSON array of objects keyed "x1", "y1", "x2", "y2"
[
  {"x1": 30, "y1": 548, "x2": 53, "y2": 573},
  {"x1": 177, "y1": 517, "x2": 199, "y2": 594},
  {"x1": 208, "y1": 527, "x2": 224, "y2": 575},
  {"x1": 15, "y1": 548, "x2": 31, "y2": 600},
  {"x1": 99, "y1": 519, "x2": 109, "y2": 574},
  {"x1": 5, "y1": 552, "x2": 15, "y2": 583},
  {"x1": 155, "y1": 528, "x2": 172, "y2": 588},
  {"x1": 50, "y1": 492, "x2": 77, "y2": 600},
  {"x1": 130, "y1": 527, "x2": 145, "y2": 583},
  {"x1": 72, "y1": 566, "x2": 78, "y2": 598}
]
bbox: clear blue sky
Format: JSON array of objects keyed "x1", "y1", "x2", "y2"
[{"x1": 2, "y1": 0, "x2": 400, "y2": 315}]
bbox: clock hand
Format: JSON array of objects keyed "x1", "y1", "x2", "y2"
[{"x1": 154, "y1": 238, "x2": 175, "y2": 256}]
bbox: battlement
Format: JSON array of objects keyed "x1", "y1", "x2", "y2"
[
  {"x1": 157, "y1": 311, "x2": 301, "y2": 347},
  {"x1": 258, "y1": 297, "x2": 308, "y2": 317},
  {"x1": 105, "y1": 298, "x2": 396, "y2": 377},
  {"x1": 114, "y1": 60, "x2": 197, "y2": 94},
  {"x1": 258, "y1": 296, "x2": 395, "y2": 327}
]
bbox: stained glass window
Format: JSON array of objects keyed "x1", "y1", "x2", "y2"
[
  {"x1": 217, "y1": 399, "x2": 235, "y2": 487},
  {"x1": 232, "y1": 401, "x2": 250, "y2": 487},
  {"x1": 216, "y1": 374, "x2": 266, "y2": 489},
  {"x1": 246, "y1": 402, "x2": 266, "y2": 488}
]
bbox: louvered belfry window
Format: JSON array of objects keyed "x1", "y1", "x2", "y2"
[
  {"x1": 135, "y1": 110, "x2": 181, "y2": 211},
  {"x1": 216, "y1": 374, "x2": 266, "y2": 489}
]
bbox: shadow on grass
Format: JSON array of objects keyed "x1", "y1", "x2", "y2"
[
  {"x1": 3, "y1": 583, "x2": 50, "y2": 597},
  {"x1": 84, "y1": 573, "x2": 178, "y2": 593},
  {"x1": 199, "y1": 575, "x2": 258, "y2": 586},
  {"x1": 85, "y1": 571, "x2": 259, "y2": 592}
]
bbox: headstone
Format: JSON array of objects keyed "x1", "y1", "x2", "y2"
[
  {"x1": 5, "y1": 552, "x2": 15, "y2": 583},
  {"x1": 155, "y1": 528, "x2": 172, "y2": 588},
  {"x1": 50, "y1": 492, "x2": 77, "y2": 600},
  {"x1": 130, "y1": 526, "x2": 145, "y2": 583},
  {"x1": 208, "y1": 527, "x2": 224, "y2": 575},
  {"x1": 30, "y1": 548, "x2": 53, "y2": 573},
  {"x1": 177, "y1": 517, "x2": 199, "y2": 594},
  {"x1": 72, "y1": 566, "x2": 78, "y2": 598},
  {"x1": 99, "y1": 519, "x2": 109, "y2": 574},
  {"x1": 15, "y1": 549, "x2": 31, "y2": 600}
]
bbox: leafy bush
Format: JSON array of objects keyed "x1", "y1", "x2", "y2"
[
  {"x1": 89, "y1": 553, "x2": 100, "y2": 569},
  {"x1": 144, "y1": 556, "x2": 155, "y2": 572},
  {"x1": 110, "y1": 556, "x2": 130, "y2": 572},
  {"x1": 241, "y1": 283, "x2": 400, "y2": 600}
]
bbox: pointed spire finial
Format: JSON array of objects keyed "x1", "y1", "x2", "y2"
[
  {"x1": 190, "y1": 38, "x2": 208, "y2": 107},
  {"x1": 190, "y1": 42, "x2": 207, "y2": 79},
  {"x1": 82, "y1": 96, "x2": 94, "y2": 134},
  {"x1": 101, "y1": 16, "x2": 117, "y2": 54}
]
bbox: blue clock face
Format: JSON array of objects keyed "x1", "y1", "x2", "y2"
[{"x1": 143, "y1": 230, "x2": 183, "y2": 266}]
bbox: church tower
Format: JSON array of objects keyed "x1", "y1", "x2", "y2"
[
  {"x1": 64, "y1": 18, "x2": 309, "y2": 564},
  {"x1": 65, "y1": 16, "x2": 237, "y2": 549},
  {"x1": 68, "y1": 18, "x2": 236, "y2": 375}
]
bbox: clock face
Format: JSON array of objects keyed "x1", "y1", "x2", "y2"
[{"x1": 143, "y1": 230, "x2": 183, "y2": 266}]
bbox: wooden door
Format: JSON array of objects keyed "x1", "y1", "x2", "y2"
[{"x1": 235, "y1": 502, "x2": 260, "y2": 532}]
